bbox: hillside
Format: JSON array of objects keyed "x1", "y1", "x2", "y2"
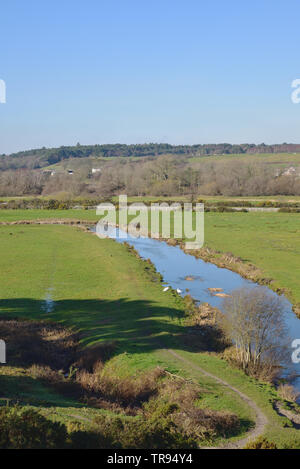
[{"x1": 2, "y1": 143, "x2": 300, "y2": 171}]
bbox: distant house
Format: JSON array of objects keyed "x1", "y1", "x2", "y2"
[
  {"x1": 42, "y1": 169, "x2": 56, "y2": 176},
  {"x1": 275, "y1": 166, "x2": 298, "y2": 177},
  {"x1": 91, "y1": 168, "x2": 101, "y2": 174},
  {"x1": 283, "y1": 166, "x2": 296, "y2": 176}
]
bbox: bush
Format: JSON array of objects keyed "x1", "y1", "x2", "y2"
[
  {"x1": 0, "y1": 407, "x2": 67, "y2": 449},
  {"x1": 244, "y1": 436, "x2": 277, "y2": 449},
  {"x1": 145, "y1": 378, "x2": 240, "y2": 441},
  {"x1": 91, "y1": 415, "x2": 197, "y2": 449},
  {"x1": 68, "y1": 428, "x2": 112, "y2": 449}
]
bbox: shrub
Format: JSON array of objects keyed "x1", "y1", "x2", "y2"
[
  {"x1": 244, "y1": 436, "x2": 277, "y2": 449},
  {"x1": 91, "y1": 415, "x2": 197, "y2": 449},
  {"x1": 145, "y1": 378, "x2": 240, "y2": 441},
  {"x1": 68, "y1": 429, "x2": 111, "y2": 449},
  {"x1": 0, "y1": 407, "x2": 67, "y2": 449}
]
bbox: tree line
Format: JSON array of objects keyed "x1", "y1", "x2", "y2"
[
  {"x1": 0, "y1": 154, "x2": 299, "y2": 197},
  {"x1": 1, "y1": 142, "x2": 300, "y2": 170}
]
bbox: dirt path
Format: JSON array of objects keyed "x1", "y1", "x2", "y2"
[{"x1": 165, "y1": 349, "x2": 268, "y2": 449}]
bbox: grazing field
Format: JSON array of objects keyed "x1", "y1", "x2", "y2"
[
  {"x1": 188, "y1": 152, "x2": 300, "y2": 169},
  {"x1": 0, "y1": 224, "x2": 253, "y2": 444},
  {"x1": 1, "y1": 209, "x2": 299, "y2": 305},
  {"x1": 0, "y1": 220, "x2": 300, "y2": 447},
  {"x1": 116, "y1": 195, "x2": 300, "y2": 204},
  {"x1": 0, "y1": 224, "x2": 184, "y2": 350},
  {"x1": 0, "y1": 209, "x2": 99, "y2": 222},
  {"x1": 204, "y1": 212, "x2": 300, "y2": 306}
]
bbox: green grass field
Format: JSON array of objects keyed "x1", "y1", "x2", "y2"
[
  {"x1": 0, "y1": 219, "x2": 300, "y2": 446},
  {"x1": 204, "y1": 212, "x2": 300, "y2": 305},
  {"x1": 188, "y1": 152, "x2": 300, "y2": 168},
  {"x1": 0, "y1": 224, "x2": 253, "y2": 443},
  {"x1": 0, "y1": 209, "x2": 99, "y2": 221},
  {"x1": 1, "y1": 209, "x2": 299, "y2": 304}
]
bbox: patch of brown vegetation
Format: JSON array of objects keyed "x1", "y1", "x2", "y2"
[
  {"x1": 145, "y1": 376, "x2": 240, "y2": 440},
  {"x1": 166, "y1": 238, "x2": 178, "y2": 246},
  {"x1": 277, "y1": 384, "x2": 300, "y2": 403},
  {"x1": 0, "y1": 319, "x2": 78, "y2": 369},
  {"x1": 74, "y1": 342, "x2": 117, "y2": 372},
  {"x1": 293, "y1": 304, "x2": 300, "y2": 319},
  {"x1": 0, "y1": 319, "x2": 241, "y2": 442},
  {"x1": 77, "y1": 365, "x2": 164, "y2": 411}
]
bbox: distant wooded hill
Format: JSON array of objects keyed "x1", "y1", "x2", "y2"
[{"x1": 1, "y1": 142, "x2": 300, "y2": 170}]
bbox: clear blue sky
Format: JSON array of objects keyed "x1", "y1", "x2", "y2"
[{"x1": 0, "y1": 0, "x2": 300, "y2": 154}]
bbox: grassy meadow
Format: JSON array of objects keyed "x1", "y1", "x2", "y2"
[
  {"x1": 0, "y1": 215, "x2": 300, "y2": 446},
  {"x1": 204, "y1": 212, "x2": 300, "y2": 305},
  {"x1": 188, "y1": 152, "x2": 300, "y2": 169},
  {"x1": 1, "y1": 208, "x2": 299, "y2": 304}
]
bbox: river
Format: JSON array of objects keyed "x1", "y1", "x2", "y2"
[{"x1": 95, "y1": 223, "x2": 300, "y2": 392}]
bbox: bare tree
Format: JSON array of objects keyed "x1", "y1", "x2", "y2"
[{"x1": 221, "y1": 287, "x2": 289, "y2": 379}]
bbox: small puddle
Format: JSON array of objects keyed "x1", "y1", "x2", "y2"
[{"x1": 41, "y1": 287, "x2": 55, "y2": 313}]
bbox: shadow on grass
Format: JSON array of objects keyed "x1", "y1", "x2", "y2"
[
  {"x1": 0, "y1": 297, "x2": 190, "y2": 354},
  {"x1": 0, "y1": 298, "x2": 255, "y2": 441},
  {"x1": 0, "y1": 297, "x2": 207, "y2": 412},
  {"x1": 0, "y1": 374, "x2": 83, "y2": 409}
]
